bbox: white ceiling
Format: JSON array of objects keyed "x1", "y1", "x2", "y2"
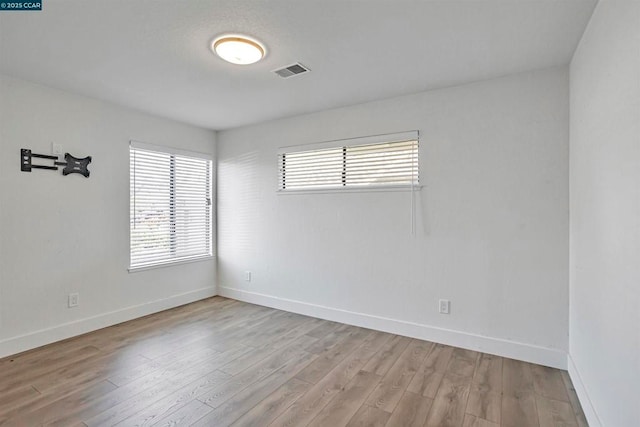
[{"x1": 0, "y1": 0, "x2": 596, "y2": 130}]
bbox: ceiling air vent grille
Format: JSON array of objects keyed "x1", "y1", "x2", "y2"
[{"x1": 273, "y1": 63, "x2": 310, "y2": 78}]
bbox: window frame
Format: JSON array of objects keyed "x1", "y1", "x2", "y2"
[
  {"x1": 129, "y1": 140, "x2": 214, "y2": 272},
  {"x1": 277, "y1": 131, "x2": 420, "y2": 194}
]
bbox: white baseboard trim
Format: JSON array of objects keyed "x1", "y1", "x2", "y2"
[
  {"x1": 568, "y1": 353, "x2": 602, "y2": 427},
  {"x1": 0, "y1": 287, "x2": 216, "y2": 359},
  {"x1": 219, "y1": 287, "x2": 567, "y2": 369}
]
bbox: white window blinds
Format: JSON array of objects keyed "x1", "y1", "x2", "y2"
[
  {"x1": 129, "y1": 142, "x2": 213, "y2": 270},
  {"x1": 278, "y1": 136, "x2": 419, "y2": 191}
]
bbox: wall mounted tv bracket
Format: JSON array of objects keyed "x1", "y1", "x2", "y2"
[{"x1": 21, "y1": 149, "x2": 92, "y2": 178}]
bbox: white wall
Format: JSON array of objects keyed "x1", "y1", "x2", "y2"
[
  {"x1": 0, "y1": 75, "x2": 217, "y2": 357},
  {"x1": 569, "y1": 1, "x2": 640, "y2": 426},
  {"x1": 217, "y1": 67, "x2": 570, "y2": 368}
]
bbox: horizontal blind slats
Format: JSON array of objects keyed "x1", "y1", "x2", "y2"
[
  {"x1": 279, "y1": 163, "x2": 417, "y2": 177},
  {"x1": 130, "y1": 145, "x2": 213, "y2": 269},
  {"x1": 279, "y1": 139, "x2": 418, "y2": 191},
  {"x1": 281, "y1": 152, "x2": 416, "y2": 169}
]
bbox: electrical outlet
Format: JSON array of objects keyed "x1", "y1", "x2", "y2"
[
  {"x1": 245, "y1": 271, "x2": 252, "y2": 282},
  {"x1": 68, "y1": 293, "x2": 79, "y2": 308},
  {"x1": 438, "y1": 299, "x2": 450, "y2": 314},
  {"x1": 52, "y1": 142, "x2": 63, "y2": 155}
]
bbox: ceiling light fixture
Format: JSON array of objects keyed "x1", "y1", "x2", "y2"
[{"x1": 212, "y1": 35, "x2": 266, "y2": 65}]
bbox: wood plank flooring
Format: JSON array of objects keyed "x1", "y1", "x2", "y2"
[{"x1": 0, "y1": 297, "x2": 587, "y2": 426}]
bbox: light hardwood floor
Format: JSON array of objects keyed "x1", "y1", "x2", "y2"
[{"x1": 0, "y1": 297, "x2": 587, "y2": 426}]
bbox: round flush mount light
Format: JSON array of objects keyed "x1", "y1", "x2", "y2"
[{"x1": 212, "y1": 35, "x2": 266, "y2": 65}]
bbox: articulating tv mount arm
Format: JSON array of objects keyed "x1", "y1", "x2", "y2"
[{"x1": 21, "y1": 149, "x2": 92, "y2": 178}]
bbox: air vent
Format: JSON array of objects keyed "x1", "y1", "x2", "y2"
[{"x1": 273, "y1": 63, "x2": 310, "y2": 78}]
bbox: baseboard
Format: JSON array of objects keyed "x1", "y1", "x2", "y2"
[
  {"x1": 568, "y1": 354, "x2": 602, "y2": 427},
  {"x1": 0, "y1": 287, "x2": 216, "y2": 359},
  {"x1": 219, "y1": 286, "x2": 567, "y2": 369}
]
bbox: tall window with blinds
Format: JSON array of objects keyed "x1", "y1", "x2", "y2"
[
  {"x1": 278, "y1": 136, "x2": 419, "y2": 191},
  {"x1": 129, "y1": 142, "x2": 213, "y2": 270}
]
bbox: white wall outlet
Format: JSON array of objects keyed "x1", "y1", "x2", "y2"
[
  {"x1": 245, "y1": 271, "x2": 252, "y2": 282},
  {"x1": 52, "y1": 142, "x2": 63, "y2": 155},
  {"x1": 439, "y1": 299, "x2": 450, "y2": 314},
  {"x1": 68, "y1": 293, "x2": 79, "y2": 308}
]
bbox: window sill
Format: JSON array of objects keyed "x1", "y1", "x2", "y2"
[
  {"x1": 277, "y1": 185, "x2": 423, "y2": 195},
  {"x1": 128, "y1": 255, "x2": 215, "y2": 273}
]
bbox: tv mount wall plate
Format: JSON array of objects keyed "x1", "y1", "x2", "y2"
[{"x1": 21, "y1": 148, "x2": 92, "y2": 178}]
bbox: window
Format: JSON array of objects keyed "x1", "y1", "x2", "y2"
[
  {"x1": 278, "y1": 132, "x2": 419, "y2": 191},
  {"x1": 129, "y1": 141, "x2": 213, "y2": 270}
]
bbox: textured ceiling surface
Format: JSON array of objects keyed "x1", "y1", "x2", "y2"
[{"x1": 0, "y1": 0, "x2": 596, "y2": 130}]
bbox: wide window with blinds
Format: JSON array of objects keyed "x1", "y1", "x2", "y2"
[
  {"x1": 278, "y1": 132, "x2": 419, "y2": 191},
  {"x1": 129, "y1": 141, "x2": 213, "y2": 270}
]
